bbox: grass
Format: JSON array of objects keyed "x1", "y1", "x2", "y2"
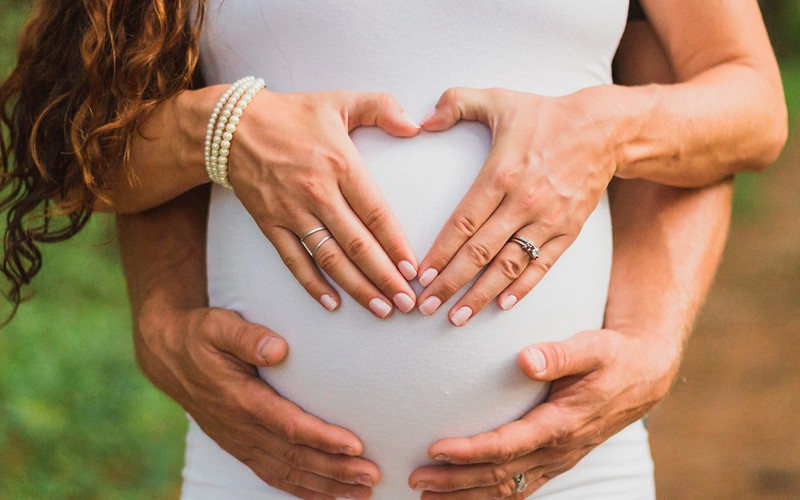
[{"x1": 0, "y1": 217, "x2": 186, "y2": 500}]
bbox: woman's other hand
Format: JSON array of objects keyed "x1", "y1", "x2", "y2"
[
  {"x1": 207, "y1": 89, "x2": 421, "y2": 318},
  {"x1": 415, "y1": 88, "x2": 614, "y2": 324}
]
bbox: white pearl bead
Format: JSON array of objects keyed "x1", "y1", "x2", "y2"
[
  {"x1": 223, "y1": 132, "x2": 233, "y2": 141},
  {"x1": 229, "y1": 116, "x2": 240, "y2": 125},
  {"x1": 218, "y1": 157, "x2": 228, "y2": 165},
  {"x1": 212, "y1": 136, "x2": 221, "y2": 144},
  {"x1": 233, "y1": 108, "x2": 243, "y2": 117},
  {"x1": 221, "y1": 140, "x2": 231, "y2": 149},
  {"x1": 226, "y1": 123, "x2": 236, "y2": 133},
  {"x1": 220, "y1": 149, "x2": 230, "y2": 157}
]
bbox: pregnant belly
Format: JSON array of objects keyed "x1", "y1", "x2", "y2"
[{"x1": 206, "y1": 123, "x2": 612, "y2": 498}]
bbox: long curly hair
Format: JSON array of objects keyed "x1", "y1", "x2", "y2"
[{"x1": 0, "y1": 0, "x2": 205, "y2": 321}]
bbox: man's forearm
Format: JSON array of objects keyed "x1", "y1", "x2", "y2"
[
  {"x1": 116, "y1": 186, "x2": 210, "y2": 373},
  {"x1": 606, "y1": 177, "x2": 732, "y2": 366}
]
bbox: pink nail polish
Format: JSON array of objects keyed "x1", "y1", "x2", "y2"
[
  {"x1": 398, "y1": 260, "x2": 417, "y2": 280},
  {"x1": 393, "y1": 293, "x2": 415, "y2": 313},
  {"x1": 418, "y1": 296, "x2": 442, "y2": 316},
  {"x1": 369, "y1": 298, "x2": 392, "y2": 318},
  {"x1": 401, "y1": 111, "x2": 421, "y2": 129},
  {"x1": 418, "y1": 268, "x2": 438, "y2": 287},
  {"x1": 500, "y1": 295, "x2": 518, "y2": 311},
  {"x1": 450, "y1": 306, "x2": 473, "y2": 327},
  {"x1": 320, "y1": 294, "x2": 338, "y2": 311}
]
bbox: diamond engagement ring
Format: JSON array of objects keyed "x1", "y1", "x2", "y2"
[
  {"x1": 509, "y1": 236, "x2": 541, "y2": 261},
  {"x1": 514, "y1": 473, "x2": 528, "y2": 493}
]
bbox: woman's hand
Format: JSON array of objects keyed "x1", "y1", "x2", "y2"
[
  {"x1": 408, "y1": 328, "x2": 678, "y2": 498},
  {"x1": 222, "y1": 89, "x2": 421, "y2": 318},
  {"x1": 415, "y1": 88, "x2": 616, "y2": 324}
]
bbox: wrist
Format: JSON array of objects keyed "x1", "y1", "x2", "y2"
[
  {"x1": 569, "y1": 83, "x2": 667, "y2": 179},
  {"x1": 175, "y1": 85, "x2": 230, "y2": 187}
]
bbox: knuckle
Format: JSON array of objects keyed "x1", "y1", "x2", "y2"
[
  {"x1": 315, "y1": 246, "x2": 343, "y2": 271},
  {"x1": 299, "y1": 176, "x2": 330, "y2": 206},
  {"x1": 453, "y1": 214, "x2": 479, "y2": 238},
  {"x1": 465, "y1": 241, "x2": 494, "y2": 268},
  {"x1": 279, "y1": 418, "x2": 300, "y2": 445},
  {"x1": 437, "y1": 277, "x2": 461, "y2": 298},
  {"x1": 362, "y1": 204, "x2": 391, "y2": 230},
  {"x1": 281, "y1": 252, "x2": 306, "y2": 275},
  {"x1": 345, "y1": 236, "x2": 371, "y2": 262},
  {"x1": 281, "y1": 445, "x2": 306, "y2": 468},
  {"x1": 551, "y1": 425, "x2": 574, "y2": 447},
  {"x1": 492, "y1": 165, "x2": 519, "y2": 192},
  {"x1": 490, "y1": 465, "x2": 513, "y2": 485},
  {"x1": 441, "y1": 87, "x2": 461, "y2": 108},
  {"x1": 499, "y1": 256, "x2": 525, "y2": 281},
  {"x1": 494, "y1": 445, "x2": 517, "y2": 465},
  {"x1": 496, "y1": 479, "x2": 517, "y2": 498},
  {"x1": 530, "y1": 256, "x2": 553, "y2": 275}
]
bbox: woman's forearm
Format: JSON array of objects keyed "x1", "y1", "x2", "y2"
[
  {"x1": 594, "y1": 0, "x2": 787, "y2": 186},
  {"x1": 104, "y1": 87, "x2": 224, "y2": 213}
]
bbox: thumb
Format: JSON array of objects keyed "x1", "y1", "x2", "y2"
[
  {"x1": 517, "y1": 330, "x2": 611, "y2": 381},
  {"x1": 347, "y1": 91, "x2": 420, "y2": 137},
  {"x1": 203, "y1": 308, "x2": 289, "y2": 368},
  {"x1": 421, "y1": 87, "x2": 494, "y2": 132}
]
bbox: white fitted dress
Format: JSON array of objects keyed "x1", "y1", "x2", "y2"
[{"x1": 188, "y1": 1, "x2": 656, "y2": 498}]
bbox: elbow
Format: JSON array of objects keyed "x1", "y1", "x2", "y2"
[{"x1": 749, "y1": 96, "x2": 789, "y2": 172}]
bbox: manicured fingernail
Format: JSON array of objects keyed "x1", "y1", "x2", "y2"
[
  {"x1": 433, "y1": 454, "x2": 450, "y2": 462},
  {"x1": 393, "y1": 292, "x2": 415, "y2": 313},
  {"x1": 418, "y1": 268, "x2": 438, "y2": 287},
  {"x1": 450, "y1": 306, "x2": 473, "y2": 327},
  {"x1": 257, "y1": 337, "x2": 274, "y2": 365},
  {"x1": 369, "y1": 298, "x2": 392, "y2": 318},
  {"x1": 418, "y1": 296, "x2": 442, "y2": 316},
  {"x1": 413, "y1": 481, "x2": 431, "y2": 491},
  {"x1": 340, "y1": 446, "x2": 358, "y2": 456},
  {"x1": 500, "y1": 295, "x2": 518, "y2": 311},
  {"x1": 357, "y1": 474, "x2": 374, "y2": 487},
  {"x1": 398, "y1": 260, "x2": 417, "y2": 280},
  {"x1": 529, "y1": 348, "x2": 547, "y2": 373},
  {"x1": 320, "y1": 294, "x2": 338, "y2": 311},
  {"x1": 401, "y1": 111, "x2": 420, "y2": 129},
  {"x1": 422, "y1": 109, "x2": 437, "y2": 124}
]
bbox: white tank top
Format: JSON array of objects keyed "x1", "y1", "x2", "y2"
[{"x1": 193, "y1": 2, "x2": 653, "y2": 498}]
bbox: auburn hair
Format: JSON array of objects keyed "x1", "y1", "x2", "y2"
[{"x1": 0, "y1": 0, "x2": 205, "y2": 321}]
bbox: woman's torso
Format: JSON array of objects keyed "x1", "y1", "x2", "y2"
[{"x1": 195, "y1": 1, "x2": 652, "y2": 498}]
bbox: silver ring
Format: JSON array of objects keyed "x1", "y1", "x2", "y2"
[
  {"x1": 310, "y1": 235, "x2": 334, "y2": 260},
  {"x1": 300, "y1": 226, "x2": 326, "y2": 243},
  {"x1": 300, "y1": 227, "x2": 329, "y2": 256},
  {"x1": 514, "y1": 473, "x2": 527, "y2": 493},
  {"x1": 509, "y1": 236, "x2": 541, "y2": 261}
]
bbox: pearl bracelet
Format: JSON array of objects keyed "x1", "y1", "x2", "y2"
[{"x1": 204, "y1": 76, "x2": 266, "y2": 188}]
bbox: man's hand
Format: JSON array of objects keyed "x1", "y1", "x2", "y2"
[
  {"x1": 119, "y1": 187, "x2": 379, "y2": 499},
  {"x1": 408, "y1": 329, "x2": 677, "y2": 498}
]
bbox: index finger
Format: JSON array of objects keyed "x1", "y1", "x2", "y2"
[
  {"x1": 427, "y1": 403, "x2": 571, "y2": 465},
  {"x1": 240, "y1": 375, "x2": 367, "y2": 457}
]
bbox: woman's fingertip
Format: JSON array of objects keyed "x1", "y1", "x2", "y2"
[
  {"x1": 401, "y1": 111, "x2": 421, "y2": 129},
  {"x1": 398, "y1": 260, "x2": 418, "y2": 280},
  {"x1": 418, "y1": 268, "x2": 438, "y2": 287},
  {"x1": 420, "y1": 109, "x2": 437, "y2": 126},
  {"x1": 320, "y1": 293, "x2": 338, "y2": 311},
  {"x1": 500, "y1": 294, "x2": 518, "y2": 311}
]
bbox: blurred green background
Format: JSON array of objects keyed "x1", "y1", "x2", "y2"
[{"x1": 0, "y1": 1, "x2": 798, "y2": 499}]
